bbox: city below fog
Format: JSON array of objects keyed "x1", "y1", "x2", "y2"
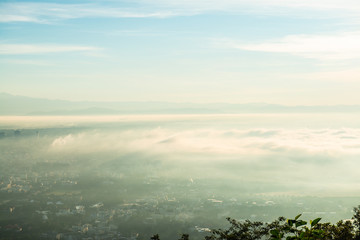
[
  {"x1": 1, "y1": 114, "x2": 360, "y2": 239},
  {"x1": 2, "y1": 0, "x2": 360, "y2": 238}
]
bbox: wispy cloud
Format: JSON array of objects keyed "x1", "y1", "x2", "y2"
[
  {"x1": 0, "y1": 2, "x2": 179, "y2": 23},
  {"x1": 0, "y1": 44, "x2": 101, "y2": 55},
  {"x1": 221, "y1": 31, "x2": 360, "y2": 61},
  {"x1": 141, "y1": 0, "x2": 350, "y2": 10},
  {"x1": 140, "y1": 0, "x2": 360, "y2": 18},
  {"x1": 1, "y1": 1, "x2": 359, "y2": 23},
  {"x1": 0, "y1": 14, "x2": 44, "y2": 23},
  {"x1": 0, "y1": 59, "x2": 54, "y2": 66}
]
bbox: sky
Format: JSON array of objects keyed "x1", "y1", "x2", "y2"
[{"x1": 1, "y1": 0, "x2": 360, "y2": 105}]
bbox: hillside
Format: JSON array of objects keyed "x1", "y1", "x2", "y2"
[{"x1": 2, "y1": 92, "x2": 360, "y2": 115}]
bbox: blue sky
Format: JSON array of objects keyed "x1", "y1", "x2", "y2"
[{"x1": 1, "y1": 0, "x2": 360, "y2": 104}]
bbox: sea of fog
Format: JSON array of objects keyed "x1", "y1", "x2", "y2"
[
  {"x1": 2, "y1": 113, "x2": 360, "y2": 196},
  {"x1": 1, "y1": 114, "x2": 360, "y2": 238}
]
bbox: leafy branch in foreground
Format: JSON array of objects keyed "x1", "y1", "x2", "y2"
[{"x1": 151, "y1": 205, "x2": 360, "y2": 240}]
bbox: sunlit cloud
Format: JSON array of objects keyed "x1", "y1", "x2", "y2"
[
  {"x1": 45, "y1": 124, "x2": 360, "y2": 194},
  {"x1": 2, "y1": 114, "x2": 360, "y2": 195},
  {"x1": 223, "y1": 31, "x2": 360, "y2": 60},
  {"x1": 0, "y1": 44, "x2": 101, "y2": 55},
  {"x1": 301, "y1": 68, "x2": 360, "y2": 82},
  {"x1": 50, "y1": 127, "x2": 360, "y2": 157}
]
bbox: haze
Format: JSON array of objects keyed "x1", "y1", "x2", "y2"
[{"x1": 1, "y1": 0, "x2": 360, "y2": 239}]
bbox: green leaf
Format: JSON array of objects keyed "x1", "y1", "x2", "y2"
[
  {"x1": 295, "y1": 214, "x2": 302, "y2": 220},
  {"x1": 311, "y1": 218, "x2": 321, "y2": 227},
  {"x1": 270, "y1": 229, "x2": 280, "y2": 236},
  {"x1": 287, "y1": 219, "x2": 295, "y2": 226},
  {"x1": 296, "y1": 220, "x2": 307, "y2": 228}
]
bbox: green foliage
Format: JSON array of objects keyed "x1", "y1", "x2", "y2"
[
  {"x1": 178, "y1": 234, "x2": 190, "y2": 240},
  {"x1": 151, "y1": 234, "x2": 160, "y2": 240},
  {"x1": 151, "y1": 205, "x2": 360, "y2": 240}
]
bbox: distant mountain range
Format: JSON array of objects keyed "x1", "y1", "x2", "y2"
[{"x1": 1, "y1": 92, "x2": 360, "y2": 115}]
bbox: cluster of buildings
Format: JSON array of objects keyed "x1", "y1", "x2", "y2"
[{"x1": 0, "y1": 165, "x2": 356, "y2": 240}]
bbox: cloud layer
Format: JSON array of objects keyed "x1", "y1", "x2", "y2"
[
  {"x1": 47, "y1": 120, "x2": 360, "y2": 195},
  {"x1": 50, "y1": 127, "x2": 360, "y2": 157},
  {"x1": 2, "y1": 114, "x2": 360, "y2": 195}
]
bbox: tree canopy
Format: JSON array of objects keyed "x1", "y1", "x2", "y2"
[{"x1": 152, "y1": 205, "x2": 360, "y2": 240}]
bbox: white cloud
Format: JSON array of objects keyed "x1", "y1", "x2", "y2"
[
  {"x1": 140, "y1": 0, "x2": 360, "y2": 17},
  {"x1": 1, "y1": 0, "x2": 360, "y2": 23},
  {"x1": 0, "y1": 44, "x2": 101, "y2": 55},
  {"x1": 5, "y1": 114, "x2": 360, "y2": 194},
  {"x1": 0, "y1": 14, "x2": 43, "y2": 23},
  {"x1": 49, "y1": 127, "x2": 360, "y2": 157},
  {"x1": 0, "y1": 2, "x2": 179, "y2": 23},
  {"x1": 227, "y1": 31, "x2": 360, "y2": 60},
  {"x1": 46, "y1": 125, "x2": 360, "y2": 194},
  {"x1": 302, "y1": 68, "x2": 360, "y2": 82},
  {"x1": 52, "y1": 134, "x2": 75, "y2": 147}
]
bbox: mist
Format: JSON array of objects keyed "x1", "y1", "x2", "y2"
[{"x1": 1, "y1": 114, "x2": 360, "y2": 239}]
